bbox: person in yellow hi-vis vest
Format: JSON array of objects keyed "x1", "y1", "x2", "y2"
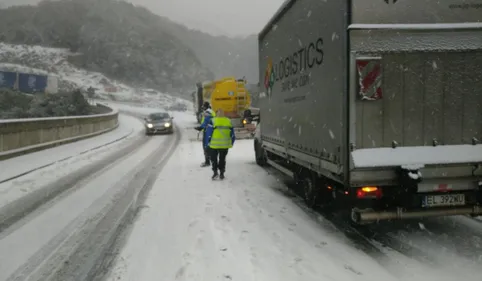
[{"x1": 204, "y1": 109, "x2": 236, "y2": 180}]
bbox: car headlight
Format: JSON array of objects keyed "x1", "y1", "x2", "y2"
[
  {"x1": 147, "y1": 123, "x2": 153, "y2": 128},
  {"x1": 164, "y1": 123, "x2": 171, "y2": 128}
]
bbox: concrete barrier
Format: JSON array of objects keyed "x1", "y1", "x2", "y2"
[{"x1": 0, "y1": 104, "x2": 119, "y2": 160}]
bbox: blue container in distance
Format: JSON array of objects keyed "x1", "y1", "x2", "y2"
[
  {"x1": 0, "y1": 71, "x2": 17, "y2": 89},
  {"x1": 18, "y1": 73, "x2": 48, "y2": 93}
]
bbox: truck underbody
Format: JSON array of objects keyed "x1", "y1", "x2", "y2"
[{"x1": 255, "y1": 140, "x2": 482, "y2": 224}]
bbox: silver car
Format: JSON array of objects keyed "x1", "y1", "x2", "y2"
[{"x1": 144, "y1": 112, "x2": 174, "y2": 135}]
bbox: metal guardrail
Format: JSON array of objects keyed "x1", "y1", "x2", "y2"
[{"x1": 0, "y1": 104, "x2": 119, "y2": 160}]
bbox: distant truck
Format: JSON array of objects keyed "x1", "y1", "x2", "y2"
[
  {"x1": 253, "y1": 0, "x2": 482, "y2": 224},
  {"x1": 192, "y1": 76, "x2": 257, "y2": 139}
]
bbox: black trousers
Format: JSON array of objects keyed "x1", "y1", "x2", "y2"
[{"x1": 210, "y1": 148, "x2": 228, "y2": 172}]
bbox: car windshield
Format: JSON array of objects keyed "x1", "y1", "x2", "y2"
[{"x1": 148, "y1": 113, "x2": 170, "y2": 120}]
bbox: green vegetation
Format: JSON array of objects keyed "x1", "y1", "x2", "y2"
[{"x1": 0, "y1": 89, "x2": 97, "y2": 119}]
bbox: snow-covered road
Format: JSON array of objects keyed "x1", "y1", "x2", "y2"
[
  {"x1": 0, "y1": 106, "x2": 181, "y2": 280},
  {"x1": 0, "y1": 114, "x2": 143, "y2": 208},
  {"x1": 1, "y1": 102, "x2": 481, "y2": 281},
  {"x1": 105, "y1": 106, "x2": 482, "y2": 281},
  {"x1": 106, "y1": 133, "x2": 397, "y2": 281}
]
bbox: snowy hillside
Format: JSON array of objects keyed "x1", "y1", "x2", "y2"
[{"x1": 0, "y1": 43, "x2": 192, "y2": 111}]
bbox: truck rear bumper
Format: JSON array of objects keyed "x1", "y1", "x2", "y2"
[{"x1": 353, "y1": 205, "x2": 482, "y2": 223}]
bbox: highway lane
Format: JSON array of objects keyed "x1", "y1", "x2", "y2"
[{"x1": 0, "y1": 113, "x2": 180, "y2": 281}]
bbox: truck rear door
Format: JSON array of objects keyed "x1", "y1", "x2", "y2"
[
  {"x1": 348, "y1": 0, "x2": 482, "y2": 192},
  {"x1": 354, "y1": 51, "x2": 482, "y2": 150}
]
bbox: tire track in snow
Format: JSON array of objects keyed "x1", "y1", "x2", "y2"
[
  {"x1": 0, "y1": 129, "x2": 147, "y2": 235},
  {"x1": 373, "y1": 216, "x2": 482, "y2": 263},
  {"x1": 0, "y1": 128, "x2": 134, "y2": 185},
  {"x1": 355, "y1": 217, "x2": 482, "y2": 280},
  {"x1": 225, "y1": 171, "x2": 364, "y2": 280},
  {"x1": 255, "y1": 166, "x2": 416, "y2": 278},
  {"x1": 81, "y1": 128, "x2": 181, "y2": 281},
  {"x1": 5, "y1": 127, "x2": 181, "y2": 281},
  {"x1": 279, "y1": 178, "x2": 391, "y2": 256},
  {"x1": 263, "y1": 165, "x2": 482, "y2": 278}
]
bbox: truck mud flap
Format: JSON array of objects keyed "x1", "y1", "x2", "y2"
[{"x1": 353, "y1": 206, "x2": 482, "y2": 223}]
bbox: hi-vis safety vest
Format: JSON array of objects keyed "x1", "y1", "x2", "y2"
[{"x1": 209, "y1": 117, "x2": 233, "y2": 149}]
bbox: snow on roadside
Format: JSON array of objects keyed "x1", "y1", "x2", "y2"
[
  {"x1": 104, "y1": 107, "x2": 480, "y2": 281},
  {"x1": 0, "y1": 63, "x2": 50, "y2": 75},
  {"x1": 107, "y1": 133, "x2": 398, "y2": 281},
  {"x1": 103, "y1": 101, "x2": 196, "y2": 125},
  {"x1": 0, "y1": 132, "x2": 174, "y2": 281},
  {"x1": 0, "y1": 101, "x2": 195, "y2": 209},
  {"x1": 0, "y1": 114, "x2": 143, "y2": 209},
  {"x1": 0, "y1": 43, "x2": 191, "y2": 109}
]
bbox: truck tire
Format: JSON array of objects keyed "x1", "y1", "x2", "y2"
[
  {"x1": 301, "y1": 172, "x2": 320, "y2": 208},
  {"x1": 254, "y1": 140, "x2": 267, "y2": 166}
]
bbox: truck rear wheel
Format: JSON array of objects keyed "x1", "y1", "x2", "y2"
[
  {"x1": 301, "y1": 172, "x2": 320, "y2": 208},
  {"x1": 254, "y1": 140, "x2": 267, "y2": 166}
]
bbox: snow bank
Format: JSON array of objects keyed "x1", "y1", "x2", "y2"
[
  {"x1": 352, "y1": 144, "x2": 482, "y2": 168},
  {"x1": 104, "y1": 101, "x2": 195, "y2": 124},
  {"x1": 0, "y1": 63, "x2": 50, "y2": 75},
  {"x1": 0, "y1": 43, "x2": 191, "y2": 109}
]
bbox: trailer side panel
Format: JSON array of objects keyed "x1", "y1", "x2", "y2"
[{"x1": 258, "y1": 0, "x2": 348, "y2": 170}]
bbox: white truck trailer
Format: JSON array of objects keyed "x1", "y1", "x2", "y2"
[{"x1": 253, "y1": 0, "x2": 482, "y2": 224}]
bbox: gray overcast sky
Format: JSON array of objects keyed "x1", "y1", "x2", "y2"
[
  {"x1": 1, "y1": 0, "x2": 285, "y2": 37},
  {"x1": 129, "y1": 0, "x2": 285, "y2": 37}
]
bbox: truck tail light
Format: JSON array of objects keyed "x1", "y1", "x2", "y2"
[{"x1": 356, "y1": 186, "x2": 382, "y2": 199}]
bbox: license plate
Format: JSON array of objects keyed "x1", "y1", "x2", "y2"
[{"x1": 423, "y1": 194, "x2": 465, "y2": 207}]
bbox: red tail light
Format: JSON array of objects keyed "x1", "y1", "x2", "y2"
[{"x1": 356, "y1": 186, "x2": 382, "y2": 199}]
